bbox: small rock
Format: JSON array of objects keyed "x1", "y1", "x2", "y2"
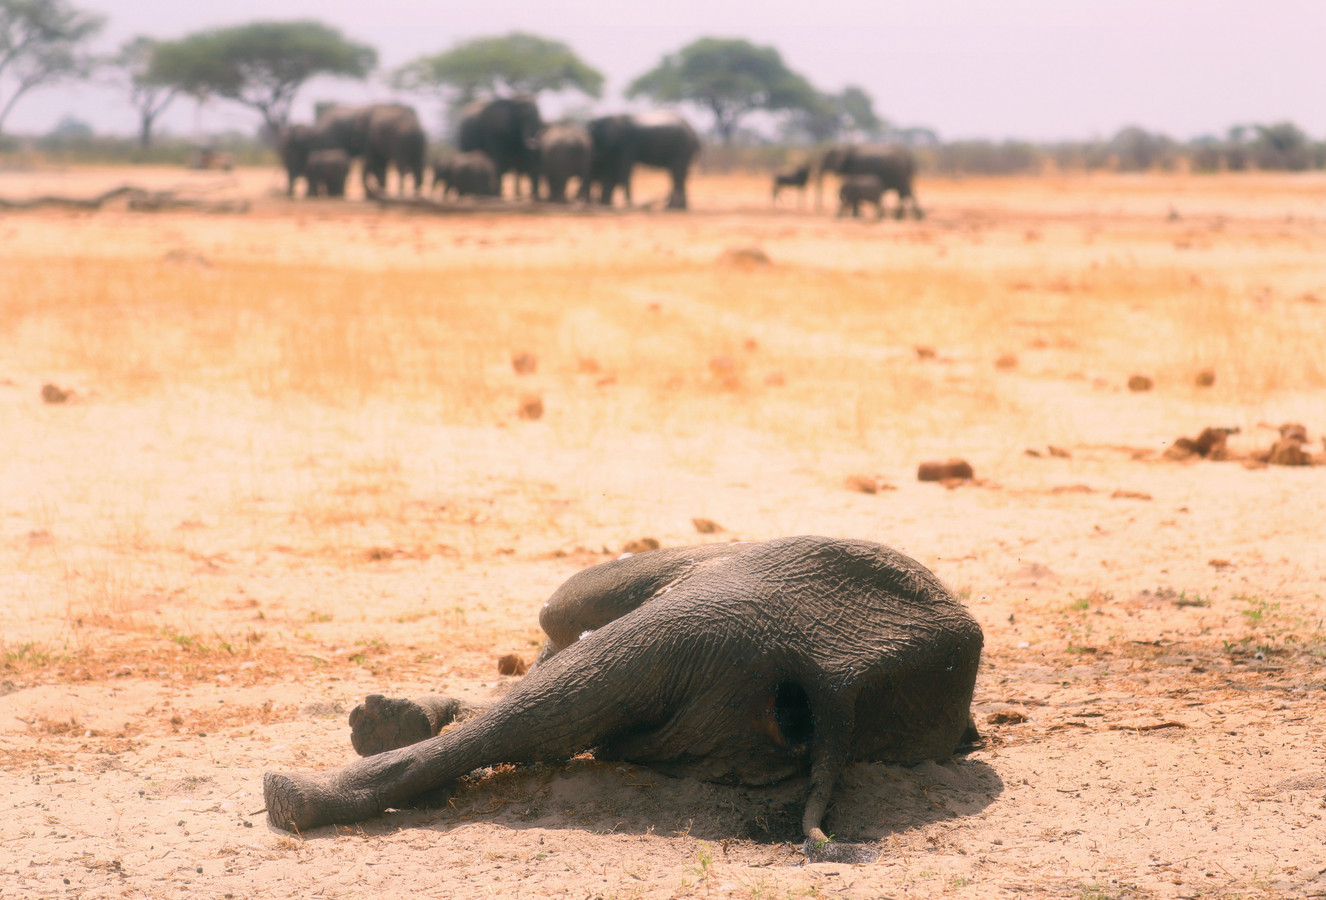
[
  {"x1": 914, "y1": 346, "x2": 936, "y2": 361},
  {"x1": 1111, "y1": 489, "x2": 1153, "y2": 501},
  {"x1": 497, "y1": 654, "x2": 528, "y2": 677},
  {"x1": 845, "y1": 474, "x2": 879, "y2": 494},
  {"x1": 986, "y1": 709, "x2": 1028, "y2": 725},
  {"x1": 517, "y1": 394, "x2": 544, "y2": 420},
  {"x1": 511, "y1": 352, "x2": 537, "y2": 375},
  {"x1": 622, "y1": 537, "x2": 660, "y2": 554},
  {"x1": 1046, "y1": 446, "x2": 1071, "y2": 459},
  {"x1": 917, "y1": 459, "x2": 974, "y2": 482},
  {"x1": 1194, "y1": 368, "x2": 1216, "y2": 387},
  {"x1": 691, "y1": 517, "x2": 722, "y2": 534},
  {"x1": 1127, "y1": 374, "x2": 1154, "y2": 392},
  {"x1": 41, "y1": 383, "x2": 70, "y2": 404},
  {"x1": 1207, "y1": 558, "x2": 1232, "y2": 569},
  {"x1": 994, "y1": 354, "x2": 1018, "y2": 370}
]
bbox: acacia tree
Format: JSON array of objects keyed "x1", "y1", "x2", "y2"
[
  {"x1": 627, "y1": 38, "x2": 818, "y2": 144},
  {"x1": 786, "y1": 85, "x2": 886, "y2": 144},
  {"x1": 393, "y1": 31, "x2": 603, "y2": 111},
  {"x1": 149, "y1": 20, "x2": 376, "y2": 136},
  {"x1": 0, "y1": 0, "x2": 103, "y2": 136},
  {"x1": 109, "y1": 36, "x2": 177, "y2": 148}
]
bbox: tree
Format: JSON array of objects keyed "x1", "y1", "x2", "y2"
[
  {"x1": 109, "y1": 36, "x2": 177, "y2": 148},
  {"x1": 627, "y1": 38, "x2": 818, "y2": 145},
  {"x1": 0, "y1": 0, "x2": 103, "y2": 136},
  {"x1": 1250, "y1": 121, "x2": 1311, "y2": 171},
  {"x1": 784, "y1": 85, "x2": 888, "y2": 144},
  {"x1": 393, "y1": 32, "x2": 603, "y2": 108},
  {"x1": 149, "y1": 20, "x2": 376, "y2": 137}
]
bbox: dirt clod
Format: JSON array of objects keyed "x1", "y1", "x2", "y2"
[
  {"x1": 621, "y1": 538, "x2": 660, "y2": 554},
  {"x1": 517, "y1": 394, "x2": 544, "y2": 420},
  {"x1": 691, "y1": 517, "x2": 723, "y2": 534},
  {"x1": 1127, "y1": 374, "x2": 1154, "y2": 392},
  {"x1": 718, "y1": 246, "x2": 771, "y2": 267},
  {"x1": 1195, "y1": 368, "x2": 1216, "y2": 387},
  {"x1": 41, "y1": 383, "x2": 70, "y2": 403},
  {"x1": 918, "y1": 459, "x2": 975, "y2": 482},
  {"x1": 497, "y1": 654, "x2": 528, "y2": 677},
  {"x1": 511, "y1": 352, "x2": 537, "y2": 375}
]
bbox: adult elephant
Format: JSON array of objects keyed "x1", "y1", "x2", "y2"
[
  {"x1": 458, "y1": 96, "x2": 542, "y2": 199},
  {"x1": 308, "y1": 103, "x2": 428, "y2": 197},
  {"x1": 817, "y1": 144, "x2": 922, "y2": 219},
  {"x1": 588, "y1": 111, "x2": 700, "y2": 210},
  {"x1": 361, "y1": 104, "x2": 427, "y2": 197},
  {"x1": 536, "y1": 123, "x2": 592, "y2": 203},
  {"x1": 263, "y1": 535, "x2": 984, "y2": 852}
]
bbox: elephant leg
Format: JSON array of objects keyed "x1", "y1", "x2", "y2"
[
  {"x1": 536, "y1": 543, "x2": 741, "y2": 663},
  {"x1": 265, "y1": 634, "x2": 679, "y2": 832},
  {"x1": 667, "y1": 171, "x2": 687, "y2": 210},
  {"x1": 348, "y1": 694, "x2": 475, "y2": 756}
]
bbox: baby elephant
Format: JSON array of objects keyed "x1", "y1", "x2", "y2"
[
  {"x1": 838, "y1": 174, "x2": 886, "y2": 219},
  {"x1": 263, "y1": 535, "x2": 983, "y2": 853},
  {"x1": 431, "y1": 151, "x2": 499, "y2": 199},
  {"x1": 306, "y1": 149, "x2": 350, "y2": 198}
]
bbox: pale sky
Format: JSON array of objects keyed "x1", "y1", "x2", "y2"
[{"x1": 12, "y1": 0, "x2": 1326, "y2": 142}]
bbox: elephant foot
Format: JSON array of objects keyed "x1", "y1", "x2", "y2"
[
  {"x1": 264, "y1": 770, "x2": 340, "y2": 833},
  {"x1": 349, "y1": 694, "x2": 470, "y2": 756},
  {"x1": 349, "y1": 694, "x2": 434, "y2": 756}
]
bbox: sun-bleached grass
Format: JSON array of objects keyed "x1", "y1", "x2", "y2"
[{"x1": 3, "y1": 171, "x2": 1326, "y2": 674}]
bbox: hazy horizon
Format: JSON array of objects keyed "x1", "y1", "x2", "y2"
[{"x1": 9, "y1": 0, "x2": 1326, "y2": 143}]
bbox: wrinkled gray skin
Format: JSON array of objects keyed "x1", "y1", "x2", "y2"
[
  {"x1": 306, "y1": 149, "x2": 350, "y2": 198},
  {"x1": 263, "y1": 536, "x2": 983, "y2": 850},
  {"x1": 431, "y1": 151, "x2": 499, "y2": 198},
  {"x1": 302, "y1": 104, "x2": 428, "y2": 197},
  {"x1": 535, "y1": 123, "x2": 593, "y2": 203},
  {"x1": 818, "y1": 144, "x2": 922, "y2": 219},
  {"x1": 458, "y1": 96, "x2": 543, "y2": 199},
  {"x1": 772, "y1": 163, "x2": 811, "y2": 205},
  {"x1": 588, "y1": 111, "x2": 701, "y2": 210},
  {"x1": 838, "y1": 174, "x2": 886, "y2": 219}
]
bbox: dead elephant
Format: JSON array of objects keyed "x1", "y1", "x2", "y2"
[{"x1": 263, "y1": 535, "x2": 984, "y2": 849}]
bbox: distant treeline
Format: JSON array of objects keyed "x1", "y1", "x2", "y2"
[{"x1": 7, "y1": 120, "x2": 1325, "y2": 177}]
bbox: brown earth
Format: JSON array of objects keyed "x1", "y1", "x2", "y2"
[{"x1": 1, "y1": 165, "x2": 1325, "y2": 899}]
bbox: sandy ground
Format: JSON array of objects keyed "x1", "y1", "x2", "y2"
[{"x1": 1, "y1": 165, "x2": 1324, "y2": 899}]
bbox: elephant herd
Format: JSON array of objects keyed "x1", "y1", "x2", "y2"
[
  {"x1": 278, "y1": 96, "x2": 701, "y2": 210},
  {"x1": 279, "y1": 96, "x2": 924, "y2": 217}
]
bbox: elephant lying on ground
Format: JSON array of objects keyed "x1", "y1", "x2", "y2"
[{"x1": 263, "y1": 535, "x2": 983, "y2": 850}]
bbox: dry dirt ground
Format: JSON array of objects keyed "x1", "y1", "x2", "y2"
[{"x1": 1, "y1": 165, "x2": 1324, "y2": 899}]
